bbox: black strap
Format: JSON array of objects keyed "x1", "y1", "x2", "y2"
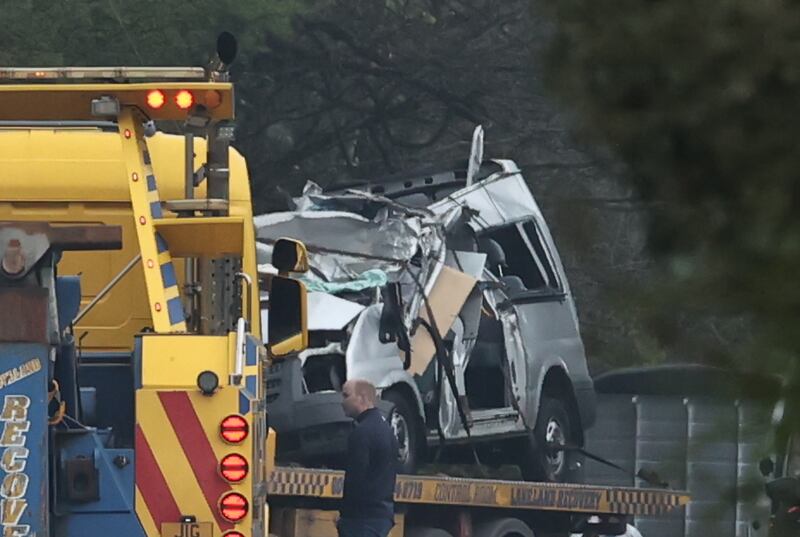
[
  {"x1": 416, "y1": 317, "x2": 483, "y2": 471},
  {"x1": 553, "y1": 443, "x2": 669, "y2": 488}
]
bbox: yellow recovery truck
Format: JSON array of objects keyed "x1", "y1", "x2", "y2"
[{"x1": 0, "y1": 50, "x2": 688, "y2": 537}]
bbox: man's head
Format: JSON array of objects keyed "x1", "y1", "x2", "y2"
[{"x1": 341, "y1": 379, "x2": 378, "y2": 418}]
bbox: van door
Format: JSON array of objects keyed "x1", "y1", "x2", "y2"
[{"x1": 465, "y1": 219, "x2": 571, "y2": 430}]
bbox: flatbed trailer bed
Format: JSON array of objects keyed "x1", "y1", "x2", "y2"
[{"x1": 266, "y1": 465, "x2": 689, "y2": 537}]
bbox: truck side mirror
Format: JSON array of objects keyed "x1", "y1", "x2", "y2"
[
  {"x1": 267, "y1": 275, "x2": 308, "y2": 356},
  {"x1": 272, "y1": 238, "x2": 309, "y2": 274},
  {"x1": 217, "y1": 31, "x2": 238, "y2": 65}
]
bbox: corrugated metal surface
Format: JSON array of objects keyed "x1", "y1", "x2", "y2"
[{"x1": 584, "y1": 394, "x2": 772, "y2": 537}]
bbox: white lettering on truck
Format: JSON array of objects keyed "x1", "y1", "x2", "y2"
[
  {"x1": 0, "y1": 360, "x2": 40, "y2": 391},
  {"x1": 0, "y1": 395, "x2": 30, "y2": 537}
]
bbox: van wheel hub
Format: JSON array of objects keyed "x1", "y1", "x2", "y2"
[
  {"x1": 545, "y1": 417, "x2": 565, "y2": 477},
  {"x1": 390, "y1": 410, "x2": 411, "y2": 464}
]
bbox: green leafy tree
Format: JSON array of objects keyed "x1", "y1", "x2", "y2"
[
  {"x1": 541, "y1": 0, "x2": 799, "y2": 392},
  {"x1": 0, "y1": 0, "x2": 309, "y2": 66}
]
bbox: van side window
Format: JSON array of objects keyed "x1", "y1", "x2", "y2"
[
  {"x1": 521, "y1": 221, "x2": 559, "y2": 289},
  {"x1": 481, "y1": 224, "x2": 547, "y2": 290}
]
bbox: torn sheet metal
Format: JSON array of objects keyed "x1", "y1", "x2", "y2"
[
  {"x1": 401, "y1": 248, "x2": 446, "y2": 331},
  {"x1": 429, "y1": 161, "x2": 543, "y2": 231},
  {"x1": 439, "y1": 317, "x2": 470, "y2": 437},
  {"x1": 254, "y1": 210, "x2": 420, "y2": 264},
  {"x1": 307, "y1": 292, "x2": 366, "y2": 331},
  {"x1": 445, "y1": 250, "x2": 487, "y2": 280},
  {"x1": 298, "y1": 342, "x2": 344, "y2": 366},
  {"x1": 457, "y1": 286, "x2": 484, "y2": 342},
  {"x1": 254, "y1": 180, "x2": 454, "y2": 286},
  {"x1": 465, "y1": 125, "x2": 484, "y2": 188},
  {"x1": 500, "y1": 308, "x2": 526, "y2": 406},
  {"x1": 345, "y1": 304, "x2": 406, "y2": 379},
  {"x1": 294, "y1": 180, "x2": 433, "y2": 219}
]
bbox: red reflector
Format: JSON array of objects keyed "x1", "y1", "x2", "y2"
[
  {"x1": 220, "y1": 415, "x2": 249, "y2": 444},
  {"x1": 219, "y1": 492, "x2": 249, "y2": 522},
  {"x1": 146, "y1": 90, "x2": 165, "y2": 109},
  {"x1": 220, "y1": 454, "x2": 249, "y2": 483},
  {"x1": 175, "y1": 90, "x2": 194, "y2": 110},
  {"x1": 222, "y1": 532, "x2": 245, "y2": 537}
]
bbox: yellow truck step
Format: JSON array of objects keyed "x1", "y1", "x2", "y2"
[{"x1": 154, "y1": 216, "x2": 244, "y2": 257}]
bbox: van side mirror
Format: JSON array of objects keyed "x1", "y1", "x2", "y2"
[
  {"x1": 267, "y1": 275, "x2": 308, "y2": 356},
  {"x1": 272, "y1": 238, "x2": 309, "y2": 274}
]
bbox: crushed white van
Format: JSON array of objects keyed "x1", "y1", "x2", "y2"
[{"x1": 258, "y1": 157, "x2": 595, "y2": 482}]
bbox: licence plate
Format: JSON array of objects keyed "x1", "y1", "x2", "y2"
[{"x1": 161, "y1": 522, "x2": 213, "y2": 537}]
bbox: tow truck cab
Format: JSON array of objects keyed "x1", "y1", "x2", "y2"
[{"x1": 0, "y1": 61, "x2": 305, "y2": 537}]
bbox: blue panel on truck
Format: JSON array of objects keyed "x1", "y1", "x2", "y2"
[
  {"x1": 55, "y1": 276, "x2": 82, "y2": 333},
  {"x1": 54, "y1": 432, "x2": 136, "y2": 512},
  {"x1": 0, "y1": 343, "x2": 49, "y2": 537},
  {"x1": 51, "y1": 430, "x2": 145, "y2": 535},
  {"x1": 55, "y1": 514, "x2": 147, "y2": 537},
  {"x1": 77, "y1": 353, "x2": 136, "y2": 448}
]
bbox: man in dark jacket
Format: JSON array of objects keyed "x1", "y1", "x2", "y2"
[{"x1": 338, "y1": 379, "x2": 399, "y2": 537}]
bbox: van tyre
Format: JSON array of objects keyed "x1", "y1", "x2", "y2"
[
  {"x1": 474, "y1": 517, "x2": 535, "y2": 537},
  {"x1": 382, "y1": 389, "x2": 422, "y2": 475},
  {"x1": 521, "y1": 396, "x2": 580, "y2": 483}
]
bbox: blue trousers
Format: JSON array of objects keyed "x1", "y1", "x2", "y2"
[{"x1": 337, "y1": 517, "x2": 394, "y2": 537}]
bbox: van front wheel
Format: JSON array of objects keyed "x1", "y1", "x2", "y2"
[
  {"x1": 382, "y1": 389, "x2": 422, "y2": 475},
  {"x1": 520, "y1": 396, "x2": 581, "y2": 483}
]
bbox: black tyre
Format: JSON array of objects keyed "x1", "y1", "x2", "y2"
[
  {"x1": 520, "y1": 396, "x2": 581, "y2": 483},
  {"x1": 474, "y1": 517, "x2": 535, "y2": 537},
  {"x1": 382, "y1": 389, "x2": 423, "y2": 475}
]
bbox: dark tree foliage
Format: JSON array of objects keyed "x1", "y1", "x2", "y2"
[
  {"x1": 235, "y1": 0, "x2": 534, "y2": 211},
  {"x1": 0, "y1": 0, "x2": 304, "y2": 66},
  {"x1": 542, "y1": 0, "x2": 799, "y2": 403},
  {"x1": 2, "y1": 0, "x2": 748, "y2": 377}
]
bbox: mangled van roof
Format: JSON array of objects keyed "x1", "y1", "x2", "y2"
[
  {"x1": 329, "y1": 158, "x2": 546, "y2": 231},
  {"x1": 329, "y1": 159, "x2": 504, "y2": 200},
  {"x1": 254, "y1": 159, "x2": 544, "y2": 282},
  {"x1": 429, "y1": 160, "x2": 544, "y2": 230},
  {"x1": 257, "y1": 159, "x2": 541, "y2": 236},
  {"x1": 254, "y1": 181, "x2": 434, "y2": 265}
]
